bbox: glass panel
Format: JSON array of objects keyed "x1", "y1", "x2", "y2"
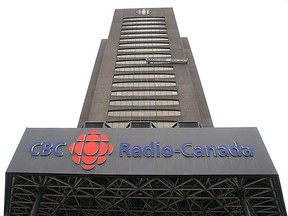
[
  {"x1": 108, "y1": 110, "x2": 181, "y2": 117},
  {"x1": 107, "y1": 122, "x2": 129, "y2": 128},
  {"x1": 123, "y1": 21, "x2": 166, "y2": 25},
  {"x1": 122, "y1": 25, "x2": 166, "y2": 29},
  {"x1": 112, "y1": 82, "x2": 176, "y2": 87},
  {"x1": 123, "y1": 17, "x2": 165, "y2": 21},
  {"x1": 152, "y1": 122, "x2": 176, "y2": 128},
  {"x1": 121, "y1": 29, "x2": 167, "y2": 33},
  {"x1": 118, "y1": 48, "x2": 170, "y2": 52},
  {"x1": 117, "y1": 54, "x2": 171, "y2": 58},
  {"x1": 120, "y1": 38, "x2": 168, "y2": 42},
  {"x1": 114, "y1": 74, "x2": 175, "y2": 79},
  {"x1": 111, "y1": 91, "x2": 177, "y2": 96},
  {"x1": 110, "y1": 100, "x2": 179, "y2": 106},
  {"x1": 119, "y1": 43, "x2": 169, "y2": 47},
  {"x1": 120, "y1": 33, "x2": 168, "y2": 37},
  {"x1": 115, "y1": 67, "x2": 173, "y2": 71},
  {"x1": 116, "y1": 61, "x2": 147, "y2": 65}
]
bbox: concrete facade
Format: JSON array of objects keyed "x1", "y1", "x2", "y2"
[{"x1": 78, "y1": 8, "x2": 213, "y2": 128}]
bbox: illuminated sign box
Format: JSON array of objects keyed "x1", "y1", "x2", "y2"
[{"x1": 7, "y1": 128, "x2": 277, "y2": 175}]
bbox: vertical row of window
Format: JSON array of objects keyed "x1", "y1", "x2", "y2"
[{"x1": 108, "y1": 17, "x2": 181, "y2": 127}]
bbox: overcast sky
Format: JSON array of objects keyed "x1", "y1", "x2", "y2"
[{"x1": 1, "y1": 0, "x2": 288, "y2": 213}]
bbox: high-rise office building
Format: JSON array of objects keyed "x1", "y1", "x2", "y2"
[
  {"x1": 78, "y1": 8, "x2": 213, "y2": 129},
  {"x1": 5, "y1": 8, "x2": 286, "y2": 216}
]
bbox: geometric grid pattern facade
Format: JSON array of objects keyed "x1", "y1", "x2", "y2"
[{"x1": 6, "y1": 174, "x2": 285, "y2": 216}]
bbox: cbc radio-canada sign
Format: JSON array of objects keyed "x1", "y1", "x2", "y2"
[{"x1": 29, "y1": 130, "x2": 254, "y2": 171}]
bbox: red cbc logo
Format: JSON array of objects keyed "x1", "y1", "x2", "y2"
[{"x1": 69, "y1": 130, "x2": 113, "y2": 170}]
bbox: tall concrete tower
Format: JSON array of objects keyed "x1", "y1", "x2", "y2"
[{"x1": 78, "y1": 8, "x2": 213, "y2": 128}]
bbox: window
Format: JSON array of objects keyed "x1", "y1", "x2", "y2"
[
  {"x1": 122, "y1": 25, "x2": 166, "y2": 29},
  {"x1": 119, "y1": 43, "x2": 169, "y2": 47},
  {"x1": 106, "y1": 122, "x2": 129, "y2": 128},
  {"x1": 118, "y1": 48, "x2": 170, "y2": 52},
  {"x1": 123, "y1": 21, "x2": 166, "y2": 25},
  {"x1": 117, "y1": 53, "x2": 171, "y2": 58},
  {"x1": 121, "y1": 29, "x2": 167, "y2": 33},
  {"x1": 113, "y1": 74, "x2": 175, "y2": 79},
  {"x1": 115, "y1": 67, "x2": 173, "y2": 72},
  {"x1": 153, "y1": 122, "x2": 177, "y2": 128},
  {"x1": 120, "y1": 38, "x2": 169, "y2": 42},
  {"x1": 111, "y1": 90, "x2": 178, "y2": 96},
  {"x1": 123, "y1": 17, "x2": 165, "y2": 22},
  {"x1": 112, "y1": 82, "x2": 176, "y2": 87},
  {"x1": 109, "y1": 100, "x2": 179, "y2": 106},
  {"x1": 120, "y1": 33, "x2": 168, "y2": 37},
  {"x1": 116, "y1": 60, "x2": 147, "y2": 65},
  {"x1": 106, "y1": 121, "x2": 176, "y2": 128},
  {"x1": 108, "y1": 110, "x2": 181, "y2": 117}
]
